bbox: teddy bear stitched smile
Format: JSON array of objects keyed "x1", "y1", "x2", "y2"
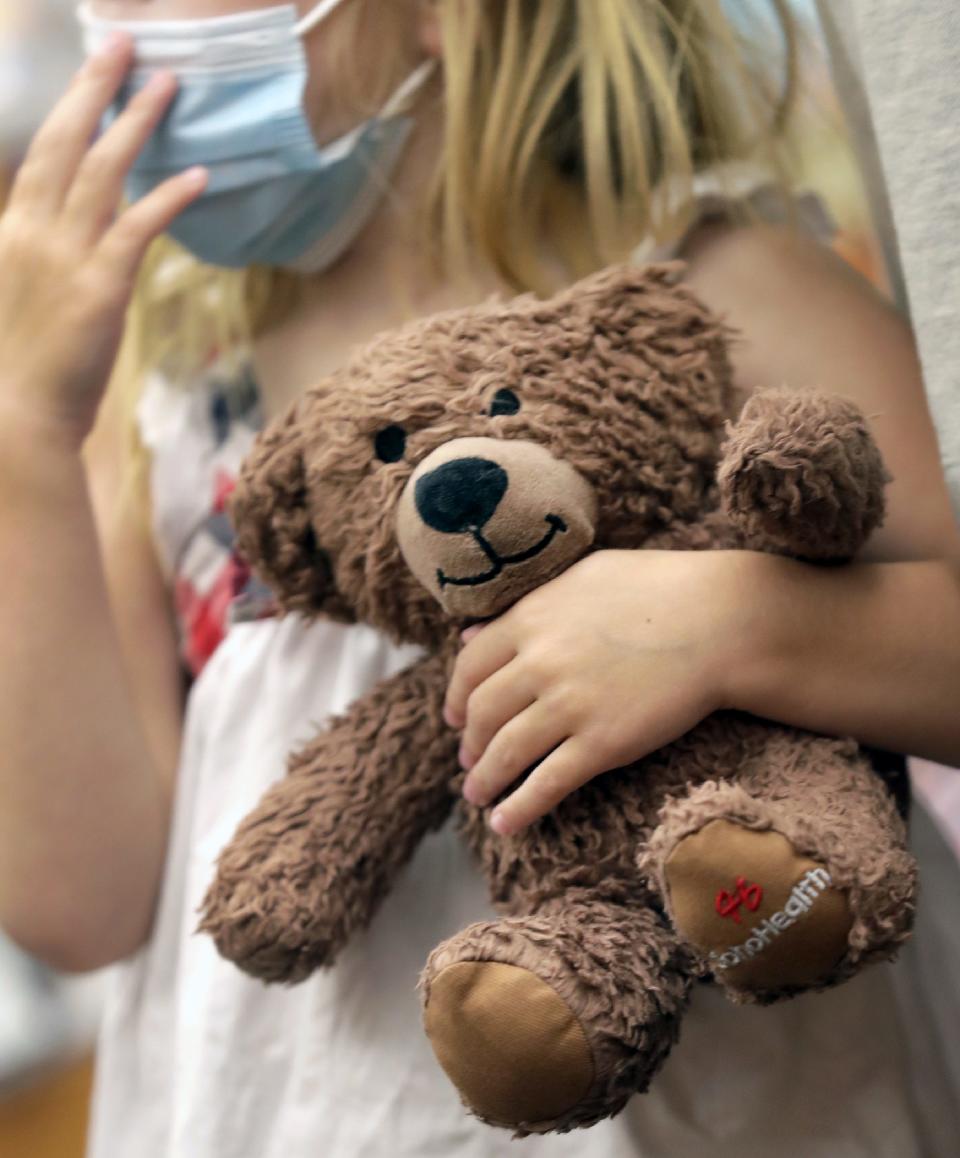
[
  {"x1": 412, "y1": 454, "x2": 569, "y2": 589},
  {"x1": 435, "y1": 514, "x2": 569, "y2": 589},
  {"x1": 397, "y1": 434, "x2": 599, "y2": 619}
]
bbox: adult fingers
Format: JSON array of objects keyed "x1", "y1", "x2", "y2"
[{"x1": 8, "y1": 32, "x2": 135, "y2": 219}]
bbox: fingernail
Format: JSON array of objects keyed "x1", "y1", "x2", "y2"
[
  {"x1": 183, "y1": 166, "x2": 208, "y2": 188},
  {"x1": 462, "y1": 778, "x2": 481, "y2": 806},
  {"x1": 145, "y1": 69, "x2": 175, "y2": 93},
  {"x1": 460, "y1": 625, "x2": 483, "y2": 643},
  {"x1": 96, "y1": 31, "x2": 128, "y2": 56},
  {"x1": 490, "y1": 809, "x2": 511, "y2": 835},
  {"x1": 458, "y1": 745, "x2": 476, "y2": 771}
]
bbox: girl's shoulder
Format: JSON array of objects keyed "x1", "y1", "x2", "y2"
[{"x1": 681, "y1": 214, "x2": 960, "y2": 565}]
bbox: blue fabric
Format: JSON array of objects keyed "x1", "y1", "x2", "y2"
[{"x1": 83, "y1": 3, "x2": 414, "y2": 269}]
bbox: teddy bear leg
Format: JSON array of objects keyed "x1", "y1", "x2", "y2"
[
  {"x1": 420, "y1": 897, "x2": 693, "y2": 1135},
  {"x1": 640, "y1": 731, "x2": 917, "y2": 1004}
]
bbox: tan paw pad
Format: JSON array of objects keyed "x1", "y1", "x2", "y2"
[
  {"x1": 424, "y1": 961, "x2": 594, "y2": 1126},
  {"x1": 664, "y1": 820, "x2": 851, "y2": 991}
]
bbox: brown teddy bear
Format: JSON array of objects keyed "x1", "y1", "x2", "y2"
[{"x1": 199, "y1": 265, "x2": 917, "y2": 1135}]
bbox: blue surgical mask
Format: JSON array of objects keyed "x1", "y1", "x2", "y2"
[{"x1": 77, "y1": 1, "x2": 434, "y2": 271}]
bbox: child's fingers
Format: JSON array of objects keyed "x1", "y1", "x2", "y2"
[
  {"x1": 489, "y1": 736, "x2": 598, "y2": 836},
  {"x1": 458, "y1": 659, "x2": 537, "y2": 771},
  {"x1": 64, "y1": 70, "x2": 179, "y2": 245},
  {"x1": 94, "y1": 166, "x2": 208, "y2": 286},
  {"x1": 444, "y1": 623, "x2": 516, "y2": 727},
  {"x1": 8, "y1": 33, "x2": 135, "y2": 219},
  {"x1": 462, "y1": 702, "x2": 567, "y2": 810}
]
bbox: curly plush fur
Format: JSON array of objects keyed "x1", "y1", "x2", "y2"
[{"x1": 198, "y1": 265, "x2": 916, "y2": 1135}]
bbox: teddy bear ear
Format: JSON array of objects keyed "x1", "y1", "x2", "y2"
[{"x1": 229, "y1": 402, "x2": 355, "y2": 622}]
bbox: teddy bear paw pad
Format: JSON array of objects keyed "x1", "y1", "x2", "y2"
[
  {"x1": 663, "y1": 819, "x2": 852, "y2": 993},
  {"x1": 424, "y1": 961, "x2": 594, "y2": 1128}
]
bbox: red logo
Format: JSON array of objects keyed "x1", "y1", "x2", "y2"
[{"x1": 715, "y1": 876, "x2": 764, "y2": 924}]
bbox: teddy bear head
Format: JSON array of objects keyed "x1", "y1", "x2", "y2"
[{"x1": 230, "y1": 265, "x2": 734, "y2": 648}]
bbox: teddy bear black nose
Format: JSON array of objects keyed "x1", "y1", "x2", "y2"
[{"x1": 415, "y1": 457, "x2": 509, "y2": 534}]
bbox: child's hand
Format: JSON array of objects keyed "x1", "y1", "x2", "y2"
[
  {"x1": 444, "y1": 550, "x2": 759, "y2": 835},
  {"x1": 0, "y1": 33, "x2": 207, "y2": 448}
]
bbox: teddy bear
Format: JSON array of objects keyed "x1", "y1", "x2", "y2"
[{"x1": 198, "y1": 264, "x2": 917, "y2": 1135}]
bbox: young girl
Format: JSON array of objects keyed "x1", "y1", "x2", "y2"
[{"x1": 1, "y1": 2, "x2": 959, "y2": 1156}]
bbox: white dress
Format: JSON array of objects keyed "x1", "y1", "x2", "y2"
[{"x1": 87, "y1": 192, "x2": 960, "y2": 1158}]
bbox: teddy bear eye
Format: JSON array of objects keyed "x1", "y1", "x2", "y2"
[
  {"x1": 374, "y1": 425, "x2": 407, "y2": 463},
  {"x1": 489, "y1": 388, "x2": 520, "y2": 417}
]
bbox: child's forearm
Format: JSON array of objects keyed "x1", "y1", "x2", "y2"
[
  {"x1": 728, "y1": 552, "x2": 960, "y2": 767},
  {"x1": 0, "y1": 413, "x2": 170, "y2": 971}
]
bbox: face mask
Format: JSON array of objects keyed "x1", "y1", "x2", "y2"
[{"x1": 76, "y1": 1, "x2": 434, "y2": 271}]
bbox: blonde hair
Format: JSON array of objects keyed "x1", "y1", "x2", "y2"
[{"x1": 114, "y1": 0, "x2": 800, "y2": 497}]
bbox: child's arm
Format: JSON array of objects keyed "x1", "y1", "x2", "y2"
[
  {"x1": 0, "y1": 401, "x2": 184, "y2": 972},
  {"x1": 0, "y1": 33, "x2": 207, "y2": 969},
  {"x1": 446, "y1": 223, "x2": 960, "y2": 835}
]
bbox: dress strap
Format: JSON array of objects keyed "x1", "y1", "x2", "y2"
[{"x1": 634, "y1": 161, "x2": 836, "y2": 263}]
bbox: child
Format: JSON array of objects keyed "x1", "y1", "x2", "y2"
[{"x1": 0, "y1": 2, "x2": 958, "y2": 1156}]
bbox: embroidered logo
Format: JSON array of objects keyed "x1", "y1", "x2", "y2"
[
  {"x1": 714, "y1": 876, "x2": 764, "y2": 924},
  {"x1": 710, "y1": 867, "x2": 834, "y2": 972}
]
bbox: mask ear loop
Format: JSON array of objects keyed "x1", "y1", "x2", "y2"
[
  {"x1": 379, "y1": 60, "x2": 437, "y2": 119},
  {"x1": 293, "y1": 0, "x2": 437, "y2": 120},
  {"x1": 294, "y1": 0, "x2": 348, "y2": 38}
]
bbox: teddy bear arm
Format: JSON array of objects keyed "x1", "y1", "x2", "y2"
[
  {"x1": 717, "y1": 389, "x2": 888, "y2": 560},
  {"x1": 199, "y1": 652, "x2": 459, "y2": 983}
]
